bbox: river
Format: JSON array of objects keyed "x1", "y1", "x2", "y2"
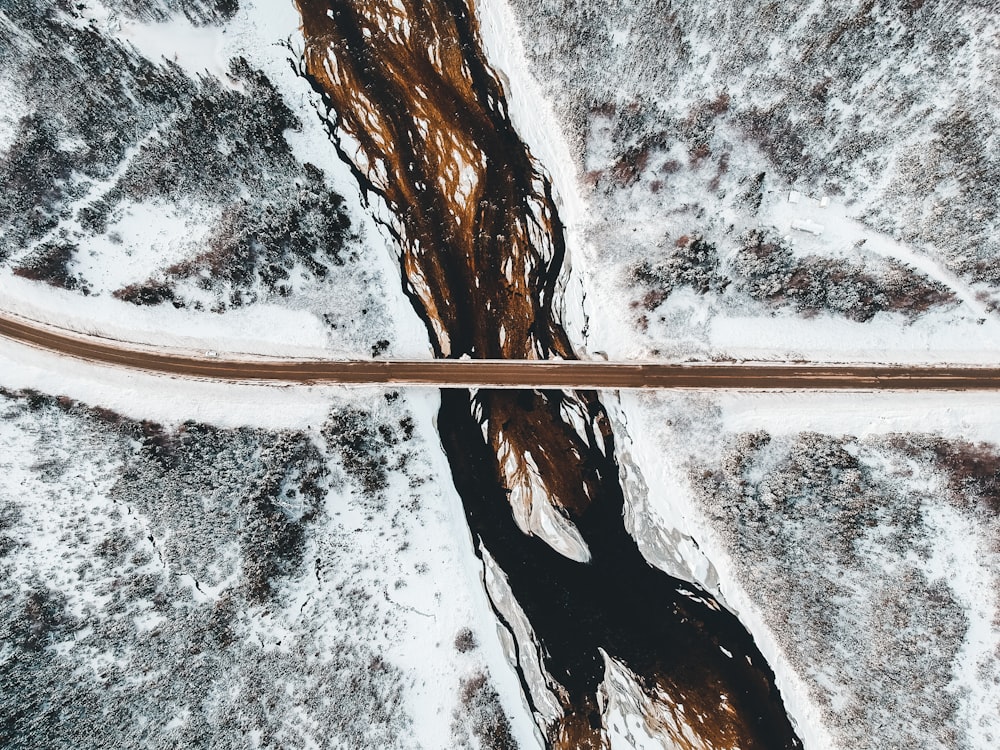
[{"x1": 292, "y1": 1, "x2": 803, "y2": 747}]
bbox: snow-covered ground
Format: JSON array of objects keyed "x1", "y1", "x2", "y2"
[
  {"x1": 0, "y1": 0, "x2": 431, "y2": 361},
  {"x1": 0, "y1": 379, "x2": 540, "y2": 749},
  {"x1": 488, "y1": 0, "x2": 1000, "y2": 367},
  {"x1": 476, "y1": 0, "x2": 1000, "y2": 747},
  {"x1": 607, "y1": 387, "x2": 1000, "y2": 749},
  {"x1": 0, "y1": 273, "x2": 335, "y2": 359}
]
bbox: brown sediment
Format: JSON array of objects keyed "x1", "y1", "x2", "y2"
[
  {"x1": 291, "y1": 0, "x2": 802, "y2": 747},
  {"x1": 295, "y1": 0, "x2": 571, "y2": 362},
  {"x1": 552, "y1": 694, "x2": 607, "y2": 750},
  {"x1": 294, "y1": 0, "x2": 611, "y2": 543}
]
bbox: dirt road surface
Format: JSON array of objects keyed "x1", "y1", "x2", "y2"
[{"x1": 3, "y1": 313, "x2": 1000, "y2": 391}]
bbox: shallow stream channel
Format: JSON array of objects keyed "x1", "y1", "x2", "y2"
[{"x1": 292, "y1": 1, "x2": 803, "y2": 746}]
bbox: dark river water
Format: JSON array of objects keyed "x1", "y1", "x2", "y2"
[{"x1": 293, "y1": 0, "x2": 803, "y2": 747}]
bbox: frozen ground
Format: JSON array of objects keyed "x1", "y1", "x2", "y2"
[
  {"x1": 486, "y1": 0, "x2": 1000, "y2": 365},
  {"x1": 0, "y1": 379, "x2": 539, "y2": 749},
  {"x1": 609, "y1": 388, "x2": 1000, "y2": 750},
  {"x1": 0, "y1": 0, "x2": 430, "y2": 359}
]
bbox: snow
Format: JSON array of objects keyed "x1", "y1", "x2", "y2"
[
  {"x1": 400, "y1": 390, "x2": 543, "y2": 750},
  {"x1": 607, "y1": 389, "x2": 727, "y2": 603},
  {"x1": 4, "y1": 112, "x2": 185, "y2": 269},
  {"x1": 0, "y1": 273, "x2": 332, "y2": 358},
  {"x1": 601, "y1": 653, "x2": 685, "y2": 750},
  {"x1": 72, "y1": 0, "x2": 239, "y2": 88},
  {"x1": 709, "y1": 308, "x2": 1000, "y2": 365},
  {"x1": 531, "y1": 489, "x2": 591, "y2": 563},
  {"x1": 481, "y1": 544, "x2": 563, "y2": 732},
  {"x1": 567, "y1": 124, "x2": 1000, "y2": 364},
  {"x1": 713, "y1": 389, "x2": 1000, "y2": 445},
  {"x1": 278, "y1": 388, "x2": 541, "y2": 750},
  {"x1": 0, "y1": 408, "x2": 126, "y2": 622},
  {"x1": 0, "y1": 72, "x2": 27, "y2": 156},
  {"x1": 573, "y1": 177, "x2": 1000, "y2": 363},
  {"x1": 923, "y1": 501, "x2": 1000, "y2": 749},
  {"x1": 72, "y1": 199, "x2": 220, "y2": 292},
  {"x1": 612, "y1": 386, "x2": 1000, "y2": 749},
  {"x1": 758, "y1": 189, "x2": 995, "y2": 323},
  {"x1": 790, "y1": 218, "x2": 824, "y2": 235},
  {"x1": 497, "y1": 438, "x2": 591, "y2": 563}
]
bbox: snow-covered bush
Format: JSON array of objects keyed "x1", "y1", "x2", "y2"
[
  {"x1": 0, "y1": 115, "x2": 79, "y2": 252},
  {"x1": 12, "y1": 241, "x2": 87, "y2": 293},
  {"x1": 0, "y1": 387, "x2": 432, "y2": 749},
  {"x1": 0, "y1": 2, "x2": 192, "y2": 250},
  {"x1": 731, "y1": 229, "x2": 955, "y2": 321},
  {"x1": 116, "y1": 163, "x2": 357, "y2": 308},
  {"x1": 109, "y1": 0, "x2": 239, "y2": 27},
  {"x1": 113, "y1": 59, "x2": 298, "y2": 206},
  {"x1": 322, "y1": 400, "x2": 417, "y2": 498},
  {"x1": 630, "y1": 235, "x2": 728, "y2": 309},
  {"x1": 690, "y1": 429, "x2": 1000, "y2": 749},
  {"x1": 450, "y1": 672, "x2": 517, "y2": 750}
]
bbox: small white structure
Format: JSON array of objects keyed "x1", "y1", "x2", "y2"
[
  {"x1": 788, "y1": 190, "x2": 801, "y2": 204},
  {"x1": 819, "y1": 196, "x2": 830, "y2": 208},
  {"x1": 791, "y1": 219, "x2": 825, "y2": 236}
]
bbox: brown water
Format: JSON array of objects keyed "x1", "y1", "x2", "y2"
[{"x1": 293, "y1": 1, "x2": 803, "y2": 747}]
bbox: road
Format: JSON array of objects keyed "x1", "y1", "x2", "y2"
[{"x1": 3, "y1": 312, "x2": 1000, "y2": 390}]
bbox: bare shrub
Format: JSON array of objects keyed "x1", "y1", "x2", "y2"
[
  {"x1": 451, "y1": 672, "x2": 517, "y2": 750},
  {"x1": 454, "y1": 627, "x2": 477, "y2": 653},
  {"x1": 732, "y1": 229, "x2": 956, "y2": 320},
  {"x1": 630, "y1": 235, "x2": 728, "y2": 308}
]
